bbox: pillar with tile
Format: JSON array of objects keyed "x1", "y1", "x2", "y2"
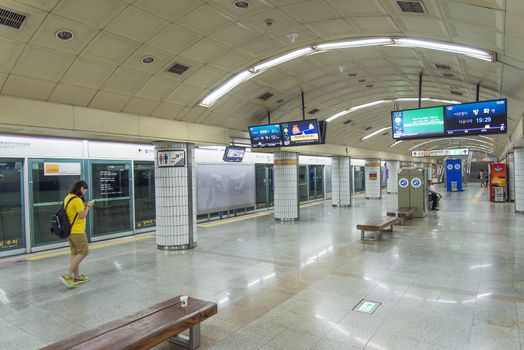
[
  {"x1": 154, "y1": 141, "x2": 197, "y2": 250},
  {"x1": 365, "y1": 160, "x2": 382, "y2": 199},
  {"x1": 515, "y1": 148, "x2": 524, "y2": 213},
  {"x1": 273, "y1": 152, "x2": 299, "y2": 221},
  {"x1": 386, "y1": 160, "x2": 400, "y2": 194},
  {"x1": 331, "y1": 156, "x2": 351, "y2": 207}
]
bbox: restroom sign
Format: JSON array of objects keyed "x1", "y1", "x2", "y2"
[
  {"x1": 411, "y1": 177, "x2": 422, "y2": 188},
  {"x1": 399, "y1": 178, "x2": 409, "y2": 188},
  {"x1": 157, "y1": 149, "x2": 185, "y2": 167}
]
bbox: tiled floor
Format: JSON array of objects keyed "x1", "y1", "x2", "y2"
[{"x1": 1, "y1": 184, "x2": 524, "y2": 349}]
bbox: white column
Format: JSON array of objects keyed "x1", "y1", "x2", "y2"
[
  {"x1": 508, "y1": 153, "x2": 515, "y2": 202},
  {"x1": 274, "y1": 152, "x2": 299, "y2": 220},
  {"x1": 515, "y1": 148, "x2": 524, "y2": 213},
  {"x1": 332, "y1": 156, "x2": 351, "y2": 207},
  {"x1": 386, "y1": 160, "x2": 400, "y2": 194},
  {"x1": 154, "y1": 141, "x2": 197, "y2": 250},
  {"x1": 365, "y1": 160, "x2": 381, "y2": 199}
]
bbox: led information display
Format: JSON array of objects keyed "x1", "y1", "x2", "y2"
[
  {"x1": 249, "y1": 124, "x2": 283, "y2": 148},
  {"x1": 444, "y1": 99, "x2": 507, "y2": 136},
  {"x1": 392, "y1": 106, "x2": 445, "y2": 140},
  {"x1": 222, "y1": 146, "x2": 246, "y2": 162},
  {"x1": 281, "y1": 119, "x2": 320, "y2": 146}
]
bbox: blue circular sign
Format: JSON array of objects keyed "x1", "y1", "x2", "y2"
[
  {"x1": 454, "y1": 164, "x2": 461, "y2": 170},
  {"x1": 411, "y1": 177, "x2": 422, "y2": 188},
  {"x1": 399, "y1": 178, "x2": 409, "y2": 188},
  {"x1": 447, "y1": 164, "x2": 453, "y2": 170}
]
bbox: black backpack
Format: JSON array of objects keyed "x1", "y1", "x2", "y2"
[{"x1": 50, "y1": 196, "x2": 78, "y2": 239}]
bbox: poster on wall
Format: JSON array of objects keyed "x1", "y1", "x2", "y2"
[
  {"x1": 489, "y1": 163, "x2": 506, "y2": 201},
  {"x1": 44, "y1": 162, "x2": 81, "y2": 176},
  {"x1": 369, "y1": 172, "x2": 377, "y2": 180}
]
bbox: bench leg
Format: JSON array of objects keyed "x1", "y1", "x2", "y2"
[{"x1": 169, "y1": 324, "x2": 201, "y2": 349}]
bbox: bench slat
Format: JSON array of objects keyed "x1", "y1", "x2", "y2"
[
  {"x1": 356, "y1": 217, "x2": 399, "y2": 230},
  {"x1": 42, "y1": 297, "x2": 217, "y2": 350}
]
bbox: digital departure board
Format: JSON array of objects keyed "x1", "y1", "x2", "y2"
[
  {"x1": 444, "y1": 99, "x2": 507, "y2": 136},
  {"x1": 249, "y1": 124, "x2": 283, "y2": 148},
  {"x1": 281, "y1": 119, "x2": 320, "y2": 146},
  {"x1": 392, "y1": 106, "x2": 445, "y2": 140}
]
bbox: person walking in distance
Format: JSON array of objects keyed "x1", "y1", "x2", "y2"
[
  {"x1": 479, "y1": 169, "x2": 485, "y2": 187},
  {"x1": 59, "y1": 181, "x2": 95, "y2": 288}
]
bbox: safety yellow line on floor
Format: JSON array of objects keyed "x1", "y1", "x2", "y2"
[
  {"x1": 25, "y1": 233, "x2": 156, "y2": 261},
  {"x1": 198, "y1": 201, "x2": 325, "y2": 228},
  {"x1": 471, "y1": 187, "x2": 485, "y2": 203}
]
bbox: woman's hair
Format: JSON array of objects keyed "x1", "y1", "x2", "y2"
[{"x1": 70, "y1": 180, "x2": 88, "y2": 197}]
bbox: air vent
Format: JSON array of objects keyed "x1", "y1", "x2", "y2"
[
  {"x1": 258, "y1": 92, "x2": 274, "y2": 101},
  {"x1": 435, "y1": 63, "x2": 453, "y2": 71},
  {"x1": 0, "y1": 7, "x2": 27, "y2": 29},
  {"x1": 443, "y1": 73, "x2": 455, "y2": 78},
  {"x1": 364, "y1": 126, "x2": 372, "y2": 131},
  {"x1": 167, "y1": 63, "x2": 190, "y2": 75},
  {"x1": 343, "y1": 119, "x2": 352, "y2": 125},
  {"x1": 348, "y1": 73, "x2": 357, "y2": 77},
  {"x1": 450, "y1": 90, "x2": 463, "y2": 96},
  {"x1": 397, "y1": 1, "x2": 427, "y2": 14},
  {"x1": 382, "y1": 132, "x2": 389, "y2": 136},
  {"x1": 308, "y1": 108, "x2": 320, "y2": 115}
]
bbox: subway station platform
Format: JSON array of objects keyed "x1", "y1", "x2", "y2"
[{"x1": 1, "y1": 184, "x2": 523, "y2": 350}]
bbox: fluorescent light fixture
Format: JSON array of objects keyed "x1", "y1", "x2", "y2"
[
  {"x1": 200, "y1": 70, "x2": 254, "y2": 107},
  {"x1": 325, "y1": 110, "x2": 350, "y2": 123},
  {"x1": 253, "y1": 47, "x2": 314, "y2": 72},
  {"x1": 479, "y1": 135, "x2": 495, "y2": 141},
  {"x1": 390, "y1": 140, "x2": 403, "y2": 147},
  {"x1": 394, "y1": 38, "x2": 495, "y2": 62},
  {"x1": 349, "y1": 100, "x2": 387, "y2": 112},
  {"x1": 361, "y1": 126, "x2": 391, "y2": 141},
  {"x1": 316, "y1": 38, "x2": 394, "y2": 51}
]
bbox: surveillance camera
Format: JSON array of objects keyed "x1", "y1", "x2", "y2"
[{"x1": 265, "y1": 18, "x2": 273, "y2": 27}]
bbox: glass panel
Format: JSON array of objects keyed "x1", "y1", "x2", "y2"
[
  {"x1": 30, "y1": 161, "x2": 81, "y2": 246},
  {"x1": 0, "y1": 159, "x2": 24, "y2": 251},
  {"x1": 268, "y1": 166, "x2": 274, "y2": 207},
  {"x1": 353, "y1": 166, "x2": 366, "y2": 193},
  {"x1": 299, "y1": 166, "x2": 308, "y2": 202},
  {"x1": 91, "y1": 163, "x2": 131, "y2": 237},
  {"x1": 92, "y1": 200, "x2": 131, "y2": 235},
  {"x1": 255, "y1": 164, "x2": 268, "y2": 208},
  {"x1": 316, "y1": 165, "x2": 324, "y2": 199},
  {"x1": 134, "y1": 161, "x2": 155, "y2": 229}
]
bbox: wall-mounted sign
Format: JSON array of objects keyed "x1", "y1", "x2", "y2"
[
  {"x1": 44, "y1": 162, "x2": 81, "y2": 176},
  {"x1": 369, "y1": 172, "x2": 378, "y2": 180},
  {"x1": 412, "y1": 148, "x2": 469, "y2": 158},
  {"x1": 274, "y1": 159, "x2": 297, "y2": 166},
  {"x1": 157, "y1": 150, "x2": 185, "y2": 167},
  {"x1": 399, "y1": 178, "x2": 409, "y2": 188},
  {"x1": 411, "y1": 177, "x2": 422, "y2": 188}
]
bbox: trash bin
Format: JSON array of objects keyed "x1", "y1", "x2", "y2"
[
  {"x1": 451, "y1": 181, "x2": 458, "y2": 192},
  {"x1": 494, "y1": 187, "x2": 505, "y2": 202}
]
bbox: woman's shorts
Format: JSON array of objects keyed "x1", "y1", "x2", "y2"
[{"x1": 68, "y1": 234, "x2": 89, "y2": 256}]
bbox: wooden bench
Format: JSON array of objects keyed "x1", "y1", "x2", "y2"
[
  {"x1": 386, "y1": 207, "x2": 416, "y2": 224},
  {"x1": 42, "y1": 296, "x2": 217, "y2": 350},
  {"x1": 356, "y1": 216, "x2": 400, "y2": 241}
]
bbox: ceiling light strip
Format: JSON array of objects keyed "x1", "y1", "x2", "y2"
[
  {"x1": 361, "y1": 126, "x2": 391, "y2": 141},
  {"x1": 199, "y1": 37, "x2": 495, "y2": 107}
]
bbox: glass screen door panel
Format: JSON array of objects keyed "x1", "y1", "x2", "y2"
[
  {"x1": 255, "y1": 164, "x2": 274, "y2": 209},
  {"x1": 0, "y1": 159, "x2": 25, "y2": 251},
  {"x1": 134, "y1": 161, "x2": 155, "y2": 229},
  {"x1": 299, "y1": 165, "x2": 308, "y2": 202},
  {"x1": 309, "y1": 165, "x2": 324, "y2": 199},
  {"x1": 90, "y1": 161, "x2": 132, "y2": 237},
  {"x1": 29, "y1": 159, "x2": 82, "y2": 246}
]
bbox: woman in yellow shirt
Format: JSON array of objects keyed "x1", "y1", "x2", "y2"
[{"x1": 59, "y1": 180, "x2": 94, "y2": 289}]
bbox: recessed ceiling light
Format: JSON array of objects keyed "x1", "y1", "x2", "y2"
[
  {"x1": 142, "y1": 56, "x2": 155, "y2": 64},
  {"x1": 55, "y1": 29, "x2": 74, "y2": 41},
  {"x1": 233, "y1": 0, "x2": 251, "y2": 8}
]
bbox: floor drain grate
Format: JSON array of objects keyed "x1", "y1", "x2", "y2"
[{"x1": 353, "y1": 299, "x2": 381, "y2": 314}]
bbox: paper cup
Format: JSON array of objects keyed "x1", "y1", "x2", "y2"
[{"x1": 180, "y1": 295, "x2": 188, "y2": 307}]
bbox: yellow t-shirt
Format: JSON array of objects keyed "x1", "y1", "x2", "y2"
[{"x1": 64, "y1": 193, "x2": 86, "y2": 234}]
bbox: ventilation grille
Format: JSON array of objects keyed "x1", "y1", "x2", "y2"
[
  {"x1": 382, "y1": 132, "x2": 389, "y2": 136},
  {"x1": 0, "y1": 7, "x2": 27, "y2": 29},
  {"x1": 308, "y1": 108, "x2": 320, "y2": 115},
  {"x1": 397, "y1": 1, "x2": 427, "y2": 14},
  {"x1": 364, "y1": 126, "x2": 372, "y2": 131},
  {"x1": 258, "y1": 92, "x2": 274, "y2": 101},
  {"x1": 435, "y1": 63, "x2": 453, "y2": 71},
  {"x1": 443, "y1": 73, "x2": 455, "y2": 78},
  {"x1": 450, "y1": 90, "x2": 463, "y2": 96},
  {"x1": 343, "y1": 119, "x2": 352, "y2": 125},
  {"x1": 167, "y1": 63, "x2": 190, "y2": 75}
]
